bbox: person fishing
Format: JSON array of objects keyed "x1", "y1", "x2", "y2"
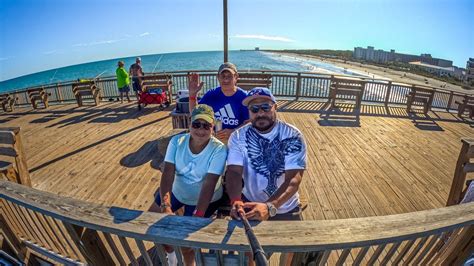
[{"x1": 129, "y1": 57, "x2": 144, "y2": 100}]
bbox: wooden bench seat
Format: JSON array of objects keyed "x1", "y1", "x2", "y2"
[
  {"x1": 0, "y1": 127, "x2": 31, "y2": 187},
  {"x1": 406, "y1": 86, "x2": 434, "y2": 114},
  {"x1": 328, "y1": 76, "x2": 366, "y2": 111},
  {"x1": 0, "y1": 93, "x2": 16, "y2": 112},
  {"x1": 72, "y1": 81, "x2": 101, "y2": 106},
  {"x1": 27, "y1": 88, "x2": 49, "y2": 109},
  {"x1": 455, "y1": 95, "x2": 474, "y2": 119},
  {"x1": 237, "y1": 73, "x2": 272, "y2": 90}
]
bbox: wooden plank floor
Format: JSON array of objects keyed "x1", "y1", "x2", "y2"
[{"x1": 1, "y1": 100, "x2": 473, "y2": 223}]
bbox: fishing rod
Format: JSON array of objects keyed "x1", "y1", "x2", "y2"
[
  {"x1": 238, "y1": 211, "x2": 269, "y2": 266},
  {"x1": 152, "y1": 54, "x2": 163, "y2": 73},
  {"x1": 49, "y1": 69, "x2": 58, "y2": 83},
  {"x1": 94, "y1": 70, "x2": 107, "y2": 80}
]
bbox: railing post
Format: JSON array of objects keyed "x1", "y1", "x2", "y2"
[
  {"x1": 56, "y1": 83, "x2": 63, "y2": 103},
  {"x1": 447, "y1": 91, "x2": 454, "y2": 111},
  {"x1": 295, "y1": 73, "x2": 302, "y2": 100},
  {"x1": 385, "y1": 81, "x2": 392, "y2": 106}
]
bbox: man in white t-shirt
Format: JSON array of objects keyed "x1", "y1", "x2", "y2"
[{"x1": 225, "y1": 87, "x2": 307, "y2": 221}]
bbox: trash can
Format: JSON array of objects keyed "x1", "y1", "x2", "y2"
[{"x1": 176, "y1": 97, "x2": 201, "y2": 113}]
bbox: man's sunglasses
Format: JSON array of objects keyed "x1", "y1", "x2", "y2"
[
  {"x1": 191, "y1": 121, "x2": 212, "y2": 130},
  {"x1": 248, "y1": 103, "x2": 274, "y2": 113}
]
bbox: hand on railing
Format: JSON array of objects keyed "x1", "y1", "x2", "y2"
[{"x1": 188, "y1": 73, "x2": 205, "y2": 97}]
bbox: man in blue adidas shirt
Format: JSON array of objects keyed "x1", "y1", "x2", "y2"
[{"x1": 188, "y1": 62, "x2": 249, "y2": 143}]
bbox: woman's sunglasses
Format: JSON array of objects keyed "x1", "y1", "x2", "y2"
[
  {"x1": 248, "y1": 103, "x2": 274, "y2": 113},
  {"x1": 191, "y1": 121, "x2": 212, "y2": 130}
]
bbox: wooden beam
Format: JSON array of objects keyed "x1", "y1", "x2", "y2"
[{"x1": 223, "y1": 0, "x2": 228, "y2": 62}]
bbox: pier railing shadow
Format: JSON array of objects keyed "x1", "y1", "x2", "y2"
[
  {"x1": 120, "y1": 129, "x2": 187, "y2": 171},
  {"x1": 277, "y1": 99, "x2": 469, "y2": 129},
  {"x1": 8, "y1": 102, "x2": 173, "y2": 128},
  {"x1": 29, "y1": 114, "x2": 170, "y2": 173}
]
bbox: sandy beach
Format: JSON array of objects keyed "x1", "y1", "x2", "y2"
[{"x1": 276, "y1": 51, "x2": 471, "y2": 94}]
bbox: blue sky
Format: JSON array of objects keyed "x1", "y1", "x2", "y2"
[{"x1": 0, "y1": 0, "x2": 473, "y2": 81}]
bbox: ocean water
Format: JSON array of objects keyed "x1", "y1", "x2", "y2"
[{"x1": 0, "y1": 50, "x2": 366, "y2": 93}]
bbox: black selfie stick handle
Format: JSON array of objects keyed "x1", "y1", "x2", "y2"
[{"x1": 239, "y1": 212, "x2": 269, "y2": 266}]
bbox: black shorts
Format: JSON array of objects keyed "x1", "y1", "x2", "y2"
[{"x1": 132, "y1": 77, "x2": 141, "y2": 92}]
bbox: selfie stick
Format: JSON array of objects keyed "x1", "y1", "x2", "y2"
[{"x1": 238, "y1": 212, "x2": 269, "y2": 266}]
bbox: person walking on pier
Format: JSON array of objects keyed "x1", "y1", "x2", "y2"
[
  {"x1": 129, "y1": 57, "x2": 144, "y2": 99},
  {"x1": 226, "y1": 87, "x2": 307, "y2": 222},
  {"x1": 115, "y1": 61, "x2": 131, "y2": 103},
  {"x1": 188, "y1": 62, "x2": 249, "y2": 143}
]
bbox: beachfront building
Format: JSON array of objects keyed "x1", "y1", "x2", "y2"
[
  {"x1": 408, "y1": 61, "x2": 465, "y2": 79},
  {"x1": 353, "y1": 46, "x2": 453, "y2": 67},
  {"x1": 465, "y1": 58, "x2": 474, "y2": 85}
]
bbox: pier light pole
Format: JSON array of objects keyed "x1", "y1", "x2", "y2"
[{"x1": 223, "y1": 0, "x2": 228, "y2": 62}]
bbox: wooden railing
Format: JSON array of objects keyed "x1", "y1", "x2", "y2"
[
  {"x1": 4, "y1": 70, "x2": 472, "y2": 112},
  {"x1": 1, "y1": 180, "x2": 473, "y2": 265}
]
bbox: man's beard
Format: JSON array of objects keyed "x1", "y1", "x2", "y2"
[{"x1": 252, "y1": 116, "x2": 275, "y2": 132}]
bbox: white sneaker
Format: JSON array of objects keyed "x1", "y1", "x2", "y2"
[{"x1": 167, "y1": 251, "x2": 177, "y2": 266}]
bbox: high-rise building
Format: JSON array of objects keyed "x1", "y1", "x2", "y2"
[{"x1": 465, "y1": 58, "x2": 474, "y2": 85}]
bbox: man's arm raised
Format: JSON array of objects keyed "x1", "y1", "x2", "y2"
[{"x1": 188, "y1": 73, "x2": 204, "y2": 111}]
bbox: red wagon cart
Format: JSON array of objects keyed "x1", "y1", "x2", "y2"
[{"x1": 137, "y1": 74, "x2": 173, "y2": 110}]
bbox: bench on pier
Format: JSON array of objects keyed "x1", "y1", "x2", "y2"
[
  {"x1": 0, "y1": 93, "x2": 16, "y2": 112},
  {"x1": 406, "y1": 86, "x2": 434, "y2": 114},
  {"x1": 0, "y1": 127, "x2": 31, "y2": 187},
  {"x1": 27, "y1": 88, "x2": 50, "y2": 109},
  {"x1": 328, "y1": 76, "x2": 366, "y2": 111},
  {"x1": 237, "y1": 73, "x2": 272, "y2": 90},
  {"x1": 72, "y1": 80, "x2": 101, "y2": 107},
  {"x1": 447, "y1": 138, "x2": 474, "y2": 206},
  {"x1": 455, "y1": 95, "x2": 474, "y2": 119},
  {"x1": 140, "y1": 74, "x2": 173, "y2": 104}
]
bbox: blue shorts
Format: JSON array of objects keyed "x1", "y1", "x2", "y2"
[
  {"x1": 132, "y1": 78, "x2": 142, "y2": 92},
  {"x1": 155, "y1": 191, "x2": 222, "y2": 218},
  {"x1": 118, "y1": 85, "x2": 130, "y2": 93}
]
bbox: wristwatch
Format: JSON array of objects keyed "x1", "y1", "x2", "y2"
[{"x1": 266, "y1": 202, "x2": 277, "y2": 217}]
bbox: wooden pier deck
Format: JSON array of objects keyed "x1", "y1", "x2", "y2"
[{"x1": 1, "y1": 101, "x2": 473, "y2": 221}]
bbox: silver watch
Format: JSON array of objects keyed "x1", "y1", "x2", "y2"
[{"x1": 266, "y1": 202, "x2": 277, "y2": 217}]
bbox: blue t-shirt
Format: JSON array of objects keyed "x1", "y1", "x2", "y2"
[
  {"x1": 165, "y1": 133, "x2": 228, "y2": 205},
  {"x1": 199, "y1": 87, "x2": 249, "y2": 129}
]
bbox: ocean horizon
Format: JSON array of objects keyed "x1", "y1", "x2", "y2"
[{"x1": 0, "y1": 50, "x2": 367, "y2": 93}]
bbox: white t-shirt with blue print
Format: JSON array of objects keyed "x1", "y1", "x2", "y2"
[
  {"x1": 199, "y1": 87, "x2": 249, "y2": 129},
  {"x1": 227, "y1": 121, "x2": 307, "y2": 213},
  {"x1": 165, "y1": 134, "x2": 228, "y2": 205}
]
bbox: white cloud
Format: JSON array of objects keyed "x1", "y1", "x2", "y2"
[
  {"x1": 233, "y1": 34, "x2": 295, "y2": 43},
  {"x1": 72, "y1": 39, "x2": 124, "y2": 47},
  {"x1": 43, "y1": 50, "x2": 57, "y2": 55},
  {"x1": 0, "y1": 57, "x2": 11, "y2": 61},
  {"x1": 139, "y1": 32, "x2": 150, "y2": 37}
]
